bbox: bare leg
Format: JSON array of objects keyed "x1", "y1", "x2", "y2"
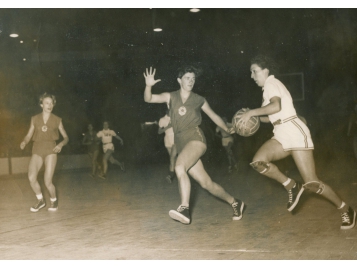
[
  {"x1": 188, "y1": 159, "x2": 235, "y2": 204},
  {"x1": 28, "y1": 154, "x2": 44, "y2": 195},
  {"x1": 174, "y1": 141, "x2": 206, "y2": 207},
  {"x1": 44, "y1": 154, "x2": 57, "y2": 199},
  {"x1": 252, "y1": 139, "x2": 291, "y2": 184},
  {"x1": 292, "y1": 150, "x2": 344, "y2": 208}
]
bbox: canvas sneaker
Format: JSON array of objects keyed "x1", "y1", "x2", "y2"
[
  {"x1": 287, "y1": 182, "x2": 304, "y2": 212},
  {"x1": 30, "y1": 199, "x2": 45, "y2": 212},
  {"x1": 341, "y1": 207, "x2": 356, "y2": 230},
  {"x1": 169, "y1": 205, "x2": 191, "y2": 224},
  {"x1": 232, "y1": 199, "x2": 245, "y2": 220}
]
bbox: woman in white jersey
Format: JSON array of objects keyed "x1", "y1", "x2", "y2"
[
  {"x1": 238, "y1": 55, "x2": 355, "y2": 230},
  {"x1": 97, "y1": 121, "x2": 124, "y2": 179}
]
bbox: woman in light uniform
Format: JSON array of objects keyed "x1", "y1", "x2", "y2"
[
  {"x1": 96, "y1": 121, "x2": 124, "y2": 179},
  {"x1": 20, "y1": 93, "x2": 69, "y2": 212},
  {"x1": 238, "y1": 55, "x2": 356, "y2": 230}
]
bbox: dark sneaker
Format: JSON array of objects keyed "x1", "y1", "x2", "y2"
[
  {"x1": 166, "y1": 174, "x2": 173, "y2": 183},
  {"x1": 48, "y1": 200, "x2": 58, "y2": 212},
  {"x1": 98, "y1": 173, "x2": 106, "y2": 180},
  {"x1": 169, "y1": 205, "x2": 190, "y2": 224},
  {"x1": 30, "y1": 199, "x2": 45, "y2": 212},
  {"x1": 232, "y1": 199, "x2": 245, "y2": 220},
  {"x1": 341, "y1": 207, "x2": 356, "y2": 230},
  {"x1": 287, "y1": 182, "x2": 304, "y2": 212},
  {"x1": 120, "y1": 162, "x2": 126, "y2": 172}
]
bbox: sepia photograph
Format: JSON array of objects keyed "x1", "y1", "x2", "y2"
[{"x1": 0, "y1": 1, "x2": 356, "y2": 262}]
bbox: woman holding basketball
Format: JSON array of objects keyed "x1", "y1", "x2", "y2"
[
  {"x1": 143, "y1": 66, "x2": 244, "y2": 225},
  {"x1": 20, "y1": 93, "x2": 69, "y2": 212},
  {"x1": 238, "y1": 55, "x2": 355, "y2": 230}
]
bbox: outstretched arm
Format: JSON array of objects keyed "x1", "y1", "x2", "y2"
[
  {"x1": 20, "y1": 118, "x2": 35, "y2": 150},
  {"x1": 114, "y1": 134, "x2": 124, "y2": 145},
  {"x1": 201, "y1": 100, "x2": 232, "y2": 133},
  {"x1": 143, "y1": 67, "x2": 170, "y2": 104}
]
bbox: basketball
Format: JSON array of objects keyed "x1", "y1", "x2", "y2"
[{"x1": 232, "y1": 108, "x2": 260, "y2": 137}]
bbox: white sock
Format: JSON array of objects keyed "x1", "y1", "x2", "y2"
[
  {"x1": 282, "y1": 178, "x2": 292, "y2": 187},
  {"x1": 50, "y1": 197, "x2": 57, "y2": 202},
  {"x1": 36, "y1": 194, "x2": 43, "y2": 200},
  {"x1": 338, "y1": 201, "x2": 346, "y2": 210}
]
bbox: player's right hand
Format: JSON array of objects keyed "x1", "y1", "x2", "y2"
[
  {"x1": 144, "y1": 67, "x2": 161, "y2": 87},
  {"x1": 20, "y1": 141, "x2": 26, "y2": 150}
]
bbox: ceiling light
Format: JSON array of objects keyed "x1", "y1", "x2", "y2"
[
  {"x1": 9, "y1": 33, "x2": 19, "y2": 38},
  {"x1": 153, "y1": 28, "x2": 162, "y2": 32},
  {"x1": 190, "y1": 8, "x2": 200, "y2": 13}
]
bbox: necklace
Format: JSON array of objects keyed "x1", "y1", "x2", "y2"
[{"x1": 42, "y1": 114, "x2": 50, "y2": 132}]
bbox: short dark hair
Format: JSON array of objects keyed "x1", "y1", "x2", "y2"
[
  {"x1": 250, "y1": 55, "x2": 279, "y2": 76},
  {"x1": 39, "y1": 92, "x2": 56, "y2": 106},
  {"x1": 177, "y1": 66, "x2": 202, "y2": 79}
]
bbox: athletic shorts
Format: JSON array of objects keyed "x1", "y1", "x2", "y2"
[
  {"x1": 164, "y1": 132, "x2": 174, "y2": 148},
  {"x1": 88, "y1": 143, "x2": 100, "y2": 154},
  {"x1": 103, "y1": 143, "x2": 114, "y2": 153},
  {"x1": 32, "y1": 141, "x2": 56, "y2": 159},
  {"x1": 222, "y1": 136, "x2": 234, "y2": 147},
  {"x1": 175, "y1": 126, "x2": 206, "y2": 154},
  {"x1": 272, "y1": 117, "x2": 314, "y2": 151}
]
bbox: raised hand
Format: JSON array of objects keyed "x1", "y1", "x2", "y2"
[{"x1": 143, "y1": 67, "x2": 161, "y2": 87}]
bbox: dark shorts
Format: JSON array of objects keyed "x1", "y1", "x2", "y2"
[
  {"x1": 32, "y1": 141, "x2": 57, "y2": 159},
  {"x1": 88, "y1": 144, "x2": 100, "y2": 154},
  {"x1": 175, "y1": 127, "x2": 206, "y2": 154}
]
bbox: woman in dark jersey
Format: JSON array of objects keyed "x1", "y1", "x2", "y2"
[
  {"x1": 20, "y1": 93, "x2": 69, "y2": 212},
  {"x1": 82, "y1": 123, "x2": 101, "y2": 178},
  {"x1": 144, "y1": 66, "x2": 245, "y2": 225}
]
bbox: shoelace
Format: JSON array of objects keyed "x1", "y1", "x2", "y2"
[
  {"x1": 34, "y1": 199, "x2": 43, "y2": 207},
  {"x1": 341, "y1": 212, "x2": 350, "y2": 224},
  {"x1": 232, "y1": 202, "x2": 239, "y2": 215},
  {"x1": 177, "y1": 205, "x2": 188, "y2": 212},
  {"x1": 288, "y1": 189, "x2": 293, "y2": 203}
]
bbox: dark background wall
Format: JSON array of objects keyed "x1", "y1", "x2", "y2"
[{"x1": 0, "y1": 8, "x2": 356, "y2": 165}]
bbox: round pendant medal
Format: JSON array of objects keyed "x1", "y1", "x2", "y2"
[{"x1": 42, "y1": 125, "x2": 48, "y2": 132}]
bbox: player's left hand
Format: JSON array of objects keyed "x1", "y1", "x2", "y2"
[{"x1": 53, "y1": 145, "x2": 63, "y2": 153}]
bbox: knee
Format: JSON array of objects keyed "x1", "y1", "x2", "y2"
[
  {"x1": 303, "y1": 181, "x2": 325, "y2": 195},
  {"x1": 250, "y1": 160, "x2": 271, "y2": 174},
  {"x1": 174, "y1": 164, "x2": 186, "y2": 178},
  {"x1": 45, "y1": 181, "x2": 54, "y2": 189}
]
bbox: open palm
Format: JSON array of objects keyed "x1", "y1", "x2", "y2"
[{"x1": 144, "y1": 67, "x2": 161, "y2": 86}]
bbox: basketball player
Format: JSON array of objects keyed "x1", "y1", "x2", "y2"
[
  {"x1": 216, "y1": 117, "x2": 239, "y2": 173},
  {"x1": 143, "y1": 66, "x2": 245, "y2": 225},
  {"x1": 20, "y1": 93, "x2": 69, "y2": 212},
  {"x1": 158, "y1": 111, "x2": 177, "y2": 183},
  {"x1": 96, "y1": 121, "x2": 125, "y2": 179},
  {"x1": 238, "y1": 55, "x2": 356, "y2": 230},
  {"x1": 82, "y1": 123, "x2": 101, "y2": 178}
]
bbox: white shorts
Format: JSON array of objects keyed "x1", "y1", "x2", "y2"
[
  {"x1": 164, "y1": 132, "x2": 174, "y2": 148},
  {"x1": 272, "y1": 117, "x2": 314, "y2": 151},
  {"x1": 222, "y1": 136, "x2": 234, "y2": 147},
  {"x1": 103, "y1": 142, "x2": 114, "y2": 153}
]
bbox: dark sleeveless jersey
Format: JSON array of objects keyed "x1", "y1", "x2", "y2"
[
  {"x1": 32, "y1": 113, "x2": 61, "y2": 142},
  {"x1": 169, "y1": 90, "x2": 205, "y2": 134}
]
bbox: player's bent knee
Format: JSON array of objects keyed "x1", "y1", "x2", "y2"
[
  {"x1": 303, "y1": 181, "x2": 325, "y2": 195},
  {"x1": 250, "y1": 160, "x2": 270, "y2": 174}
]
